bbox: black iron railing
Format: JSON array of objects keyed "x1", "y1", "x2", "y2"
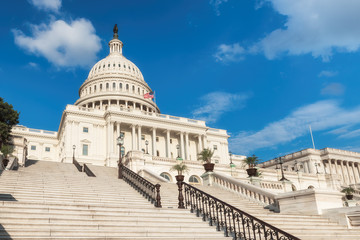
[
  {"x1": 73, "y1": 158, "x2": 82, "y2": 172},
  {"x1": 83, "y1": 164, "x2": 96, "y2": 177},
  {"x1": 121, "y1": 165, "x2": 162, "y2": 208},
  {"x1": 183, "y1": 182, "x2": 300, "y2": 240}
]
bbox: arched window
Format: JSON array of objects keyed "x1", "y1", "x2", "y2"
[
  {"x1": 138, "y1": 88, "x2": 140, "y2": 94},
  {"x1": 156, "y1": 150, "x2": 160, "y2": 157},
  {"x1": 112, "y1": 82, "x2": 115, "y2": 89},
  {"x1": 119, "y1": 83, "x2": 122, "y2": 89},
  {"x1": 132, "y1": 85, "x2": 135, "y2": 92},
  {"x1": 94, "y1": 85, "x2": 97, "y2": 92},
  {"x1": 292, "y1": 184, "x2": 297, "y2": 191},
  {"x1": 89, "y1": 87, "x2": 91, "y2": 93},
  {"x1": 308, "y1": 185, "x2": 315, "y2": 189},
  {"x1": 189, "y1": 175, "x2": 200, "y2": 184},
  {"x1": 106, "y1": 83, "x2": 109, "y2": 89},
  {"x1": 160, "y1": 172, "x2": 171, "y2": 182},
  {"x1": 126, "y1": 84, "x2": 129, "y2": 91},
  {"x1": 100, "y1": 84, "x2": 102, "y2": 90}
]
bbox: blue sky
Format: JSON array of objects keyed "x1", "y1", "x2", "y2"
[{"x1": 2, "y1": 0, "x2": 360, "y2": 161}]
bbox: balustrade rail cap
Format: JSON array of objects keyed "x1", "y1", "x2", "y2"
[{"x1": 213, "y1": 171, "x2": 278, "y2": 199}]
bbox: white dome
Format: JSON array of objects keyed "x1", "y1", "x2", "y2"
[
  {"x1": 75, "y1": 29, "x2": 159, "y2": 113},
  {"x1": 87, "y1": 50, "x2": 144, "y2": 83}
]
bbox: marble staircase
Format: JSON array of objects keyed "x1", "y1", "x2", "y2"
[{"x1": 0, "y1": 160, "x2": 228, "y2": 239}]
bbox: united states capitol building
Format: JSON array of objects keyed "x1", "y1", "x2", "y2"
[{"x1": 5, "y1": 27, "x2": 360, "y2": 237}]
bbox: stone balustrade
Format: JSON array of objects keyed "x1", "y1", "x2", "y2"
[{"x1": 212, "y1": 172, "x2": 279, "y2": 212}]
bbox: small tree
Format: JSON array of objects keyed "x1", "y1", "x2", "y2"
[
  {"x1": 197, "y1": 148, "x2": 214, "y2": 164},
  {"x1": 341, "y1": 186, "x2": 355, "y2": 195},
  {"x1": 0, "y1": 98, "x2": 20, "y2": 148},
  {"x1": 243, "y1": 154, "x2": 260, "y2": 168},
  {"x1": 170, "y1": 162, "x2": 188, "y2": 175},
  {"x1": 1, "y1": 144, "x2": 14, "y2": 159}
]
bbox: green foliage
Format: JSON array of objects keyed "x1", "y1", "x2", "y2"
[
  {"x1": 197, "y1": 148, "x2": 214, "y2": 164},
  {"x1": 243, "y1": 154, "x2": 260, "y2": 168},
  {"x1": 341, "y1": 186, "x2": 355, "y2": 195},
  {"x1": 0, "y1": 98, "x2": 20, "y2": 148},
  {"x1": 0, "y1": 144, "x2": 14, "y2": 159},
  {"x1": 170, "y1": 162, "x2": 189, "y2": 175}
]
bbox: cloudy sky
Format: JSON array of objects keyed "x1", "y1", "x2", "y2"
[{"x1": 2, "y1": 0, "x2": 360, "y2": 161}]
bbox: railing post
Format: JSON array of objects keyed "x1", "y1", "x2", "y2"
[
  {"x1": 177, "y1": 176, "x2": 185, "y2": 209},
  {"x1": 155, "y1": 184, "x2": 162, "y2": 208}
]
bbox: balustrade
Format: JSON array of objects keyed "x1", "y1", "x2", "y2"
[{"x1": 213, "y1": 173, "x2": 279, "y2": 211}]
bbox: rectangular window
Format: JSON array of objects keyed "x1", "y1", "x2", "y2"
[
  {"x1": 31, "y1": 145, "x2": 36, "y2": 150},
  {"x1": 170, "y1": 139, "x2": 173, "y2": 144},
  {"x1": 213, "y1": 145, "x2": 218, "y2": 150},
  {"x1": 141, "y1": 135, "x2": 145, "y2": 140},
  {"x1": 45, "y1": 147, "x2": 50, "y2": 152},
  {"x1": 82, "y1": 144, "x2": 88, "y2": 156},
  {"x1": 156, "y1": 137, "x2": 159, "y2": 142},
  {"x1": 83, "y1": 127, "x2": 89, "y2": 133}
]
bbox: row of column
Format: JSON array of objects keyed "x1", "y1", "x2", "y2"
[
  {"x1": 84, "y1": 100, "x2": 155, "y2": 113},
  {"x1": 106, "y1": 121, "x2": 208, "y2": 160},
  {"x1": 325, "y1": 159, "x2": 360, "y2": 185}
]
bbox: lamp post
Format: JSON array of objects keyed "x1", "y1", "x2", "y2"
[
  {"x1": 145, "y1": 140, "x2": 149, "y2": 154},
  {"x1": 229, "y1": 152, "x2": 235, "y2": 175},
  {"x1": 72, "y1": 145, "x2": 76, "y2": 162},
  {"x1": 276, "y1": 157, "x2": 288, "y2": 181},
  {"x1": 117, "y1": 132, "x2": 125, "y2": 179}
]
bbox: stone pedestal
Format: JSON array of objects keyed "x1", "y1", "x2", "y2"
[
  {"x1": 276, "y1": 188, "x2": 343, "y2": 215},
  {"x1": 201, "y1": 171, "x2": 214, "y2": 186},
  {"x1": 249, "y1": 176, "x2": 261, "y2": 187}
]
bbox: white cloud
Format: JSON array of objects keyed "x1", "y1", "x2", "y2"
[
  {"x1": 209, "y1": 0, "x2": 228, "y2": 16},
  {"x1": 192, "y1": 92, "x2": 249, "y2": 123},
  {"x1": 318, "y1": 70, "x2": 338, "y2": 78},
  {"x1": 214, "y1": 43, "x2": 245, "y2": 62},
  {"x1": 29, "y1": 0, "x2": 62, "y2": 12},
  {"x1": 321, "y1": 83, "x2": 345, "y2": 96},
  {"x1": 13, "y1": 19, "x2": 101, "y2": 68},
  {"x1": 255, "y1": 0, "x2": 360, "y2": 60},
  {"x1": 27, "y1": 62, "x2": 39, "y2": 69},
  {"x1": 339, "y1": 129, "x2": 360, "y2": 139},
  {"x1": 230, "y1": 100, "x2": 360, "y2": 154}
]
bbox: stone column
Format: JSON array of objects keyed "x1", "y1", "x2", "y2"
[
  {"x1": 351, "y1": 162, "x2": 358, "y2": 184},
  {"x1": 340, "y1": 161, "x2": 347, "y2": 184},
  {"x1": 137, "y1": 125, "x2": 142, "y2": 151},
  {"x1": 166, "y1": 130, "x2": 170, "y2": 158},
  {"x1": 131, "y1": 125, "x2": 136, "y2": 150},
  {"x1": 356, "y1": 163, "x2": 360, "y2": 183},
  {"x1": 335, "y1": 160, "x2": 339, "y2": 175},
  {"x1": 116, "y1": 122, "x2": 120, "y2": 154},
  {"x1": 152, "y1": 128, "x2": 156, "y2": 156},
  {"x1": 197, "y1": 135, "x2": 203, "y2": 154},
  {"x1": 203, "y1": 135, "x2": 208, "y2": 149},
  {"x1": 180, "y1": 132, "x2": 185, "y2": 158},
  {"x1": 308, "y1": 160, "x2": 315, "y2": 174},
  {"x1": 304, "y1": 160, "x2": 309, "y2": 173},
  {"x1": 328, "y1": 160, "x2": 333, "y2": 175},
  {"x1": 109, "y1": 121, "x2": 114, "y2": 155},
  {"x1": 185, "y1": 133, "x2": 189, "y2": 160},
  {"x1": 100, "y1": 100, "x2": 103, "y2": 110},
  {"x1": 345, "y1": 161, "x2": 352, "y2": 183}
]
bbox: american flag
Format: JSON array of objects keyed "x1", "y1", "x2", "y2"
[{"x1": 143, "y1": 91, "x2": 154, "y2": 99}]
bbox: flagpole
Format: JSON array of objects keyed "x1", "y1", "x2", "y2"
[{"x1": 309, "y1": 125, "x2": 316, "y2": 149}]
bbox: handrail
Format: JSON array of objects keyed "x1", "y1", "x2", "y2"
[
  {"x1": 121, "y1": 165, "x2": 162, "y2": 208},
  {"x1": 72, "y1": 158, "x2": 82, "y2": 172},
  {"x1": 183, "y1": 182, "x2": 300, "y2": 240},
  {"x1": 213, "y1": 172, "x2": 279, "y2": 212},
  {"x1": 83, "y1": 164, "x2": 96, "y2": 177}
]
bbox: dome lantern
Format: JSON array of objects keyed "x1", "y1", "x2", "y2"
[{"x1": 109, "y1": 24, "x2": 123, "y2": 55}]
